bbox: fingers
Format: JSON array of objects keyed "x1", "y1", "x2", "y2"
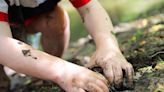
[
  {"x1": 85, "y1": 83, "x2": 104, "y2": 92},
  {"x1": 93, "y1": 72, "x2": 109, "y2": 85},
  {"x1": 76, "y1": 79, "x2": 108, "y2": 92},
  {"x1": 103, "y1": 62, "x2": 134, "y2": 90},
  {"x1": 103, "y1": 64, "x2": 114, "y2": 84},
  {"x1": 72, "y1": 70, "x2": 109, "y2": 92},
  {"x1": 113, "y1": 66, "x2": 123, "y2": 90},
  {"x1": 72, "y1": 87, "x2": 86, "y2": 92},
  {"x1": 79, "y1": 71, "x2": 109, "y2": 92},
  {"x1": 125, "y1": 64, "x2": 134, "y2": 89},
  {"x1": 104, "y1": 64, "x2": 124, "y2": 90},
  {"x1": 85, "y1": 72, "x2": 109, "y2": 92},
  {"x1": 71, "y1": 80, "x2": 108, "y2": 92},
  {"x1": 78, "y1": 88, "x2": 86, "y2": 92},
  {"x1": 95, "y1": 79, "x2": 109, "y2": 92}
]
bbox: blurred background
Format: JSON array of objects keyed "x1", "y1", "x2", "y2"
[{"x1": 59, "y1": 0, "x2": 164, "y2": 42}]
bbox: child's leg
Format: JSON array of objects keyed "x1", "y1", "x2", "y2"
[
  {"x1": 26, "y1": 5, "x2": 70, "y2": 57},
  {"x1": 0, "y1": 65, "x2": 10, "y2": 92}
]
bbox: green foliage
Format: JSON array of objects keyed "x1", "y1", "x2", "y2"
[{"x1": 100, "y1": 0, "x2": 164, "y2": 23}]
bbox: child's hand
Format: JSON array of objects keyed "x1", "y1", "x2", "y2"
[
  {"x1": 85, "y1": 48, "x2": 134, "y2": 89},
  {"x1": 53, "y1": 61, "x2": 109, "y2": 92}
]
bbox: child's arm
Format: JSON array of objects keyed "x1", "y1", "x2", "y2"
[
  {"x1": 0, "y1": 20, "x2": 61, "y2": 84},
  {"x1": 0, "y1": 24, "x2": 108, "y2": 92},
  {"x1": 70, "y1": 0, "x2": 134, "y2": 88}
]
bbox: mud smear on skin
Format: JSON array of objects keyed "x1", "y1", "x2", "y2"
[
  {"x1": 18, "y1": 41, "x2": 23, "y2": 45},
  {"x1": 22, "y1": 49, "x2": 38, "y2": 60},
  {"x1": 22, "y1": 50, "x2": 31, "y2": 57}
]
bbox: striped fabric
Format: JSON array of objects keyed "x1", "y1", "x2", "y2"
[
  {"x1": 0, "y1": 0, "x2": 47, "y2": 12},
  {"x1": 0, "y1": 0, "x2": 47, "y2": 22},
  {"x1": 0, "y1": 12, "x2": 8, "y2": 22},
  {"x1": 17, "y1": 0, "x2": 46, "y2": 7},
  {"x1": 70, "y1": 0, "x2": 91, "y2": 8},
  {"x1": 36, "y1": 0, "x2": 46, "y2": 4},
  {"x1": 0, "y1": 0, "x2": 8, "y2": 13}
]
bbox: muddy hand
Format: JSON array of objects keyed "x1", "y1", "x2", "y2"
[
  {"x1": 85, "y1": 49, "x2": 134, "y2": 90},
  {"x1": 54, "y1": 61, "x2": 109, "y2": 92}
]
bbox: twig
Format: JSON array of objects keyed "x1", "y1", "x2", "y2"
[{"x1": 149, "y1": 51, "x2": 164, "y2": 58}]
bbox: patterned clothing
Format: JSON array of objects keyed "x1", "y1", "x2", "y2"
[{"x1": 0, "y1": 0, "x2": 59, "y2": 23}]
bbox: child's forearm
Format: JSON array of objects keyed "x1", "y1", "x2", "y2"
[
  {"x1": 76, "y1": 0, "x2": 119, "y2": 50},
  {"x1": 0, "y1": 37, "x2": 63, "y2": 82}
]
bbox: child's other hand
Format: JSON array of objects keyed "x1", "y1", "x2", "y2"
[{"x1": 53, "y1": 61, "x2": 109, "y2": 92}]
